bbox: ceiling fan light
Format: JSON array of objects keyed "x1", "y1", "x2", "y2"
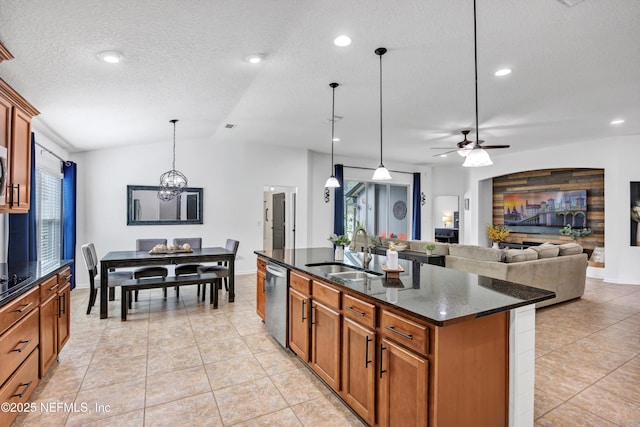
[
  {"x1": 372, "y1": 165, "x2": 392, "y2": 181},
  {"x1": 462, "y1": 148, "x2": 493, "y2": 167},
  {"x1": 325, "y1": 175, "x2": 340, "y2": 188}
]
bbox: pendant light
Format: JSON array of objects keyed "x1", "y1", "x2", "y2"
[
  {"x1": 325, "y1": 82, "x2": 340, "y2": 188},
  {"x1": 158, "y1": 119, "x2": 188, "y2": 201},
  {"x1": 372, "y1": 47, "x2": 392, "y2": 181},
  {"x1": 463, "y1": 0, "x2": 493, "y2": 168}
]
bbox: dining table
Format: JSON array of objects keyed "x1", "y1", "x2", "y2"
[{"x1": 99, "y1": 247, "x2": 235, "y2": 319}]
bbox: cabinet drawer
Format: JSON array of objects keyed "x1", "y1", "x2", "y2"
[
  {"x1": 0, "y1": 308, "x2": 39, "y2": 382},
  {"x1": 290, "y1": 271, "x2": 311, "y2": 295},
  {"x1": 39, "y1": 275, "x2": 59, "y2": 301},
  {"x1": 58, "y1": 267, "x2": 72, "y2": 285},
  {"x1": 312, "y1": 280, "x2": 340, "y2": 310},
  {"x1": 343, "y1": 294, "x2": 376, "y2": 329},
  {"x1": 0, "y1": 348, "x2": 39, "y2": 427},
  {"x1": 0, "y1": 287, "x2": 39, "y2": 336},
  {"x1": 381, "y1": 310, "x2": 429, "y2": 356}
]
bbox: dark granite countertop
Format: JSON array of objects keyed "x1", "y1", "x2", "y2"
[
  {"x1": 255, "y1": 248, "x2": 554, "y2": 326},
  {"x1": 0, "y1": 260, "x2": 73, "y2": 307}
]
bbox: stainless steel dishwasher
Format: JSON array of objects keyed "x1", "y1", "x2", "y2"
[{"x1": 265, "y1": 262, "x2": 288, "y2": 348}]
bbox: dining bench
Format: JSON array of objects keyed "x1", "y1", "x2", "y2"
[{"x1": 120, "y1": 273, "x2": 221, "y2": 320}]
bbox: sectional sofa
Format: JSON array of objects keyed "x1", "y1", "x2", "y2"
[{"x1": 361, "y1": 237, "x2": 588, "y2": 308}]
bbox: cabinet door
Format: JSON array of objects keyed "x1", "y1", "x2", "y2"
[
  {"x1": 8, "y1": 107, "x2": 31, "y2": 211},
  {"x1": 378, "y1": 338, "x2": 428, "y2": 427},
  {"x1": 0, "y1": 96, "x2": 10, "y2": 149},
  {"x1": 288, "y1": 288, "x2": 310, "y2": 362},
  {"x1": 256, "y1": 269, "x2": 266, "y2": 321},
  {"x1": 57, "y1": 283, "x2": 71, "y2": 352},
  {"x1": 39, "y1": 295, "x2": 58, "y2": 376},
  {"x1": 310, "y1": 301, "x2": 341, "y2": 392},
  {"x1": 342, "y1": 318, "x2": 375, "y2": 425}
]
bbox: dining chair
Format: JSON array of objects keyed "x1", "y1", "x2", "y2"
[
  {"x1": 81, "y1": 243, "x2": 133, "y2": 315},
  {"x1": 133, "y1": 238, "x2": 169, "y2": 301},
  {"x1": 197, "y1": 239, "x2": 239, "y2": 299},
  {"x1": 173, "y1": 237, "x2": 203, "y2": 298}
]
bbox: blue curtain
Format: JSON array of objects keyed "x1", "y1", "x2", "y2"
[
  {"x1": 63, "y1": 162, "x2": 77, "y2": 289},
  {"x1": 333, "y1": 164, "x2": 344, "y2": 236},
  {"x1": 8, "y1": 133, "x2": 37, "y2": 265},
  {"x1": 412, "y1": 172, "x2": 421, "y2": 240}
]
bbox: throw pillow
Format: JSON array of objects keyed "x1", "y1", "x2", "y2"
[
  {"x1": 531, "y1": 245, "x2": 560, "y2": 259},
  {"x1": 504, "y1": 248, "x2": 538, "y2": 263},
  {"x1": 558, "y1": 242, "x2": 583, "y2": 256}
]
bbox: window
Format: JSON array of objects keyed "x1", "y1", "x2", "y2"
[
  {"x1": 344, "y1": 180, "x2": 409, "y2": 241},
  {"x1": 36, "y1": 168, "x2": 63, "y2": 268}
]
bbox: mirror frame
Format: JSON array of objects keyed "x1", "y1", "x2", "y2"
[{"x1": 127, "y1": 185, "x2": 203, "y2": 226}]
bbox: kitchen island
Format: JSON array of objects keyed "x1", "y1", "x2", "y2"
[{"x1": 255, "y1": 248, "x2": 554, "y2": 427}]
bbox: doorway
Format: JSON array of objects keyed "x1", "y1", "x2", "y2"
[{"x1": 263, "y1": 186, "x2": 297, "y2": 250}]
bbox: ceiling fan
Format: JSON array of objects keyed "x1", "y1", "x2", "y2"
[{"x1": 432, "y1": 130, "x2": 510, "y2": 157}]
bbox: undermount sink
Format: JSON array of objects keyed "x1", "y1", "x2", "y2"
[{"x1": 305, "y1": 262, "x2": 382, "y2": 283}]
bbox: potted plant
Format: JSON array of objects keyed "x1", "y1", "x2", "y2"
[
  {"x1": 559, "y1": 224, "x2": 591, "y2": 242},
  {"x1": 487, "y1": 224, "x2": 510, "y2": 249},
  {"x1": 328, "y1": 233, "x2": 351, "y2": 261},
  {"x1": 423, "y1": 243, "x2": 437, "y2": 256}
]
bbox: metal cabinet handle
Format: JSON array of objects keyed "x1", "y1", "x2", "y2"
[
  {"x1": 365, "y1": 335, "x2": 372, "y2": 368},
  {"x1": 58, "y1": 293, "x2": 66, "y2": 317},
  {"x1": 385, "y1": 326, "x2": 413, "y2": 341},
  {"x1": 16, "y1": 184, "x2": 20, "y2": 206},
  {"x1": 15, "y1": 302, "x2": 33, "y2": 313},
  {"x1": 12, "y1": 339, "x2": 31, "y2": 353},
  {"x1": 301, "y1": 300, "x2": 306, "y2": 322},
  {"x1": 346, "y1": 306, "x2": 366, "y2": 317},
  {"x1": 12, "y1": 381, "x2": 33, "y2": 398},
  {"x1": 311, "y1": 304, "x2": 315, "y2": 325},
  {"x1": 379, "y1": 344, "x2": 387, "y2": 378},
  {"x1": 48, "y1": 284, "x2": 59, "y2": 292}
]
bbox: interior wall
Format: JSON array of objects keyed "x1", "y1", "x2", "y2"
[
  {"x1": 460, "y1": 135, "x2": 640, "y2": 285},
  {"x1": 74, "y1": 136, "x2": 310, "y2": 286}
]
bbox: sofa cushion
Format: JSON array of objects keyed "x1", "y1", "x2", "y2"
[
  {"x1": 448, "y1": 244, "x2": 505, "y2": 262},
  {"x1": 504, "y1": 248, "x2": 538, "y2": 263},
  {"x1": 531, "y1": 245, "x2": 560, "y2": 259},
  {"x1": 558, "y1": 243, "x2": 583, "y2": 256}
]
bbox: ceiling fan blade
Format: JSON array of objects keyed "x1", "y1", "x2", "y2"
[
  {"x1": 432, "y1": 149, "x2": 459, "y2": 157},
  {"x1": 480, "y1": 145, "x2": 510, "y2": 149}
]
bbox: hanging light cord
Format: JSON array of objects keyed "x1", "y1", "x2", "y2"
[
  {"x1": 171, "y1": 119, "x2": 177, "y2": 170},
  {"x1": 331, "y1": 83, "x2": 336, "y2": 175},
  {"x1": 379, "y1": 51, "x2": 384, "y2": 166},
  {"x1": 473, "y1": 0, "x2": 479, "y2": 147}
]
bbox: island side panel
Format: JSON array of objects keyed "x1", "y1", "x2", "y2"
[
  {"x1": 431, "y1": 311, "x2": 509, "y2": 427},
  {"x1": 509, "y1": 304, "x2": 536, "y2": 427}
]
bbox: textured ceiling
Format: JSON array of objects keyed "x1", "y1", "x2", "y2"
[{"x1": 0, "y1": 0, "x2": 638, "y2": 166}]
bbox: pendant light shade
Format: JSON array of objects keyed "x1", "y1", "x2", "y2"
[
  {"x1": 372, "y1": 47, "x2": 391, "y2": 181},
  {"x1": 158, "y1": 119, "x2": 188, "y2": 201},
  {"x1": 464, "y1": 0, "x2": 493, "y2": 168},
  {"x1": 462, "y1": 147, "x2": 493, "y2": 167},
  {"x1": 325, "y1": 82, "x2": 341, "y2": 189}
]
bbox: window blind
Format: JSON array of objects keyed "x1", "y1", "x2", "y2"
[{"x1": 37, "y1": 168, "x2": 63, "y2": 267}]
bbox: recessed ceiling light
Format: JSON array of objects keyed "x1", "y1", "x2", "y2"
[
  {"x1": 334, "y1": 35, "x2": 352, "y2": 47},
  {"x1": 494, "y1": 68, "x2": 512, "y2": 77},
  {"x1": 97, "y1": 50, "x2": 123, "y2": 64},
  {"x1": 332, "y1": 138, "x2": 340, "y2": 142},
  {"x1": 244, "y1": 53, "x2": 265, "y2": 64},
  {"x1": 610, "y1": 119, "x2": 625, "y2": 125}
]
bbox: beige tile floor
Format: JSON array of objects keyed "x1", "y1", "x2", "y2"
[{"x1": 12, "y1": 275, "x2": 640, "y2": 426}]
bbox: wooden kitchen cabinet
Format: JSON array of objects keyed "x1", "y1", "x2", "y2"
[
  {"x1": 256, "y1": 258, "x2": 266, "y2": 321},
  {"x1": 378, "y1": 337, "x2": 429, "y2": 427},
  {"x1": 288, "y1": 287, "x2": 310, "y2": 362},
  {"x1": 310, "y1": 300, "x2": 341, "y2": 392},
  {"x1": 342, "y1": 317, "x2": 376, "y2": 425},
  {"x1": 39, "y1": 267, "x2": 71, "y2": 377},
  {"x1": 0, "y1": 78, "x2": 39, "y2": 213}
]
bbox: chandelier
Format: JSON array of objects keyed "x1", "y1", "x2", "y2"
[{"x1": 158, "y1": 119, "x2": 188, "y2": 201}]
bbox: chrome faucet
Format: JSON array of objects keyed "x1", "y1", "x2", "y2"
[{"x1": 350, "y1": 225, "x2": 372, "y2": 268}]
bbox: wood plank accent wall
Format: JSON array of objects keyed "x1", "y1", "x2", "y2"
[{"x1": 492, "y1": 168, "x2": 604, "y2": 252}]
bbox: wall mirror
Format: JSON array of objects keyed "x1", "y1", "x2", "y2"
[{"x1": 127, "y1": 185, "x2": 203, "y2": 225}]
